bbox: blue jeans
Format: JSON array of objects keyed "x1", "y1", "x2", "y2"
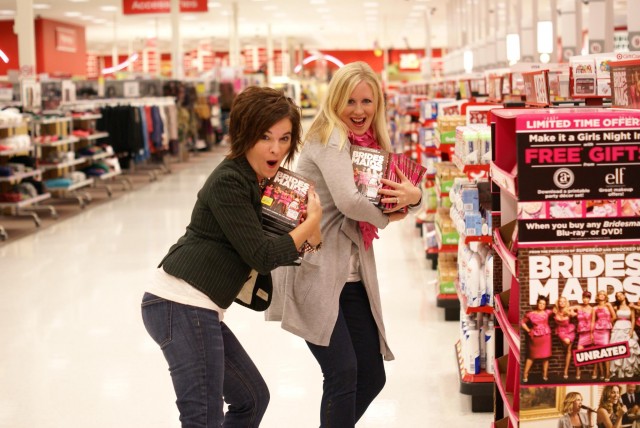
[
  {"x1": 141, "y1": 293, "x2": 269, "y2": 428},
  {"x1": 306, "y1": 281, "x2": 386, "y2": 428}
]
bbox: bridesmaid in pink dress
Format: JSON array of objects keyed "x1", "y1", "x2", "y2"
[
  {"x1": 553, "y1": 296, "x2": 577, "y2": 379},
  {"x1": 570, "y1": 291, "x2": 595, "y2": 380},
  {"x1": 522, "y1": 295, "x2": 553, "y2": 382},
  {"x1": 592, "y1": 290, "x2": 616, "y2": 381}
]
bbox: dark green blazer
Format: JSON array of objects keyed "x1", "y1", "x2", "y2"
[{"x1": 159, "y1": 156, "x2": 300, "y2": 311}]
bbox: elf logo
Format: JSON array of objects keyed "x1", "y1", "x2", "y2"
[
  {"x1": 553, "y1": 168, "x2": 574, "y2": 189},
  {"x1": 605, "y1": 167, "x2": 625, "y2": 185}
]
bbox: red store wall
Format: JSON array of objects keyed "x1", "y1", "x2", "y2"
[
  {"x1": 0, "y1": 18, "x2": 87, "y2": 76},
  {"x1": 35, "y1": 18, "x2": 87, "y2": 76},
  {"x1": 0, "y1": 21, "x2": 20, "y2": 76}
]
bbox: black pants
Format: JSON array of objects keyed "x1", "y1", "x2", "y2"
[{"x1": 306, "y1": 281, "x2": 386, "y2": 428}]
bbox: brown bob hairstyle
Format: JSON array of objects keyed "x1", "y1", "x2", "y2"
[{"x1": 227, "y1": 86, "x2": 302, "y2": 166}]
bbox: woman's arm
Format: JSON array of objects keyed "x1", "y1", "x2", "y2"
[
  {"x1": 288, "y1": 189, "x2": 322, "y2": 248},
  {"x1": 306, "y1": 139, "x2": 390, "y2": 228}
]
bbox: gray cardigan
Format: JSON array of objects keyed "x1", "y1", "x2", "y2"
[{"x1": 268, "y1": 129, "x2": 419, "y2": 361}]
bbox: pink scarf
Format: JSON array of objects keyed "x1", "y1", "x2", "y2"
[{"x1": 348, "y1": 128, "x2": 379, "y2": 250}]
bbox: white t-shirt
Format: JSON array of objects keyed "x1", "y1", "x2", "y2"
[{"x1": 147, "y1": 268, "x2": 225, "y2": 320}]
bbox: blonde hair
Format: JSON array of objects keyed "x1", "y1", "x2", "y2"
[
  {"x1": 305, "y1": 61, "x2": 391, "y2": 151},
  {"x1": 562, "y1": 392, "x2": 582, "y2": 414}
]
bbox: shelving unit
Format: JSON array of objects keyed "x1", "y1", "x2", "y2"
[
  {"x1": 33, "y1": 115, "x2": 93, "y2": 207},
  {"x1": 490, "y1": 106, "x2": 640, "y2": 427},
  {"x1": 1, "y1": 118, "x2": 56, "y2": 229},
  {"x1": 71, "y1": 113, "x2": 130, "y2": 197}
]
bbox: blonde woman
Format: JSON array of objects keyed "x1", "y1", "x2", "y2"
[
  {"x1": 269, "y1": 61, "x2": 422, "y2": 426},
  {"x1": 557, "y1": 391, "x2": 591, "y2": 428},
  {"x1": 553, "y1": 296, "x2": 577, "y2": 379}
]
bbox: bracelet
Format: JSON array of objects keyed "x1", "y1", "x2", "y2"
[{"x1": 300, "y1": 240, "x2": 322, "y2": 254}]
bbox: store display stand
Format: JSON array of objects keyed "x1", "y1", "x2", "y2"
[
  {"x1": 1, "y1": 119, "x2": 57, "y2": 227},
  {"x1": 491, "y1": 106, "x2": 640, "y2": 427}
]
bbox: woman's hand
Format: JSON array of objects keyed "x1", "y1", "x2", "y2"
[
  {"x1": 305, "y1": 189, "x2": 322, "y2": 225},
  {"x1": 379, "y1": 166, "x2": 422, "y2": 213}
]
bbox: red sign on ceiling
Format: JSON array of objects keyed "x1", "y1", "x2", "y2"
[{"x1": 122, "y1": 0, "x2": 208, "y2": 15}]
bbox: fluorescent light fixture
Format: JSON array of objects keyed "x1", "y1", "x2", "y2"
[
  {"x1": 33, "y1": 3, "x2": 52, "y2": 9},
  {"x1": 101, "y1": 53, "x2": 139, "y2": 75},
  {"x1": 0, "y1": 49, "x2": 9, "y2": 64},
  {"x1": 0, "y1": 9, "x2": 15, "y2": 15},
  {"x1": 294, "y1": 54, "x2": 345, "y2": 73},
  {"x1": 208, "y1": 2, "x2": 222, "y2": 7},
  {"x1": 463, "y1": 50, "x2": 473, "y2": 73},
  {"x1": 537, "y1": 21, "x2": 553, "y2": 54},
  {"x1": 100, "y1": 5, "x2": 118, "y2": 12},
  {"x1": 64, "y1": 11, "x2": 82, "y2": 17},
  {"x1": 506, "y1": 33, "x2": 520, "y2": 64},
  {"x1": 310, "y1": 0, "x2": 326, "y2": 3},
  {"x1": 69, "y1": 0, "x2": 90, "y2": 2},
  {"x1": 364, "y1": 2, "x2": 378, "y2": 7}
]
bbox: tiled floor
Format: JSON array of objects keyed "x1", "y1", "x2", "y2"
[{"x1": 0, "y1": 145, "x2": 494, "y2": 427}]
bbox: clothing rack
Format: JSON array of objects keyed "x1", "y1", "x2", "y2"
[{"x1": 66, "y1": 98, "x2": 177, "y2": 181}]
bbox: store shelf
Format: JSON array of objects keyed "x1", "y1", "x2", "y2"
[
  {"x1": 436, "y1": 293, "x2": 460, "y2": 321},
  {"x1": 0, "y1": 192, "x2": 52, "y2": 209},
  {"x1": 455, "y1": 279, "x2": 494, "y2": 315},
  {"x1": 0, "y1": 169, "x2": 42, "y2": 183},
  {"x1": 83, "y1": 151, "x2": 112, "y2": 162},
  {"x1": 48, "y1": 178, "x2": 94, "y2": 193},
  {"x1": 75, "y1": 131, "x2": 109, "y2": 141},
  {"x1": 0, "y1": 146, "x2": 34, "y2": 156},
  {"x1": 452, "y1": 155, "x2": 490, "y2": 180},
  {"x1": 72, "y1": 113, "x2": 102, "y2": 121},
  {"x1": 34, "y1": 136, "x2": 80, "y2": 147},
  {"x1": 40, "y1": 158, "x2": 87, "y2": 171},
  {"x1": 455, "y1": 341, "x2": 494, "y2": 412},
  {"x1": 494, "y1": 356, "x2": 519, "y2": 427},
  {"x1": 493, "y1": 228, "x2": 518, "y2": 278},
  {"x1": 36, "y1": 116, "x2": 72, "y2": 125},
  {"x1": 490, "y1": 161, "x2": 517, "y2": 199},
  {"x1": 494, "y1": 290, "x2": 520, "y2": 363}
]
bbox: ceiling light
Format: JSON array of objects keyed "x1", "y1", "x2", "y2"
[
  {"x1": 317, "y1": 7, "x2": 330, "y2": 13},
  {"x1": 68, "y1": 0, "x2": 89, "y2": 2},
  {"x1": 263, "y1": 5, "x2": 277, "y2": 10},
  {"x1": 0, "y1": 9, "x2": 15, "y2": 15},
  {"x1": 33, "y1": 3, "x2": 52, "y2": 9},
  {"x1": 413, "y1": 5, "x2": 427, "y2": 10},
  {"x1": 365, "y1": 9, "x2": 378, "y2": 15},
  {"x1": 208, "y1": 2, "x2": 222, "y2": 7},
  {"x1": 100, "y1": 5, "x2": 118, "y2": 12},
  {"x1": 182, "y1": 15, "x2": 198, "y2": 20},
  {"x1": 310, "y1": 0, "x2": 326, "y2": 3},
  {"x1": 64, "y1": 11, "x2": 82, "y2": 17},
  {"x1": 80, "y1": 16, "x2": 94, "y2": 21},
  {"x1": 364, "y1": 2, "x2": 378, "y2": 7}
]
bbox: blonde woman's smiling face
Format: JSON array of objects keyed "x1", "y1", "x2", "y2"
[{"x1": 339, "y1": 81, "x2": 375, "y2": 136}]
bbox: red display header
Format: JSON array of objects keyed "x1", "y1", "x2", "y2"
[{"x1": 122, "y1": 0, "x2": 208, "y2": 15}]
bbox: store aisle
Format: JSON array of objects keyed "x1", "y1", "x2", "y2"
[{"x1": 0, "y1": 145, "x2": 493, "y2": 428}]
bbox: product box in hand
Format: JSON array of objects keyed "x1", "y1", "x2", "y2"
[
  {"x1": 350, "y1": 146, "x2": 427, "y2": 211},
  {"x1": 260, "y1": 167, "x2": 313, "y2": 238}
]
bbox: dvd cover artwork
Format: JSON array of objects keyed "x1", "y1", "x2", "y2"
[
  {"x1": 261, "y1": 167, "x2": 313, "y2": 233},
  {"x1": 350, "y1": 146, "x2": 426, "y2": 210}
]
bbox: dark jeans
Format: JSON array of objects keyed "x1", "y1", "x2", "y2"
[
  {"x1": 141, "y1": 293, "x2": 269, "y2": 428},
  {"x1": 306, "y1": 281, "x2": 386, "y2": 428}
]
